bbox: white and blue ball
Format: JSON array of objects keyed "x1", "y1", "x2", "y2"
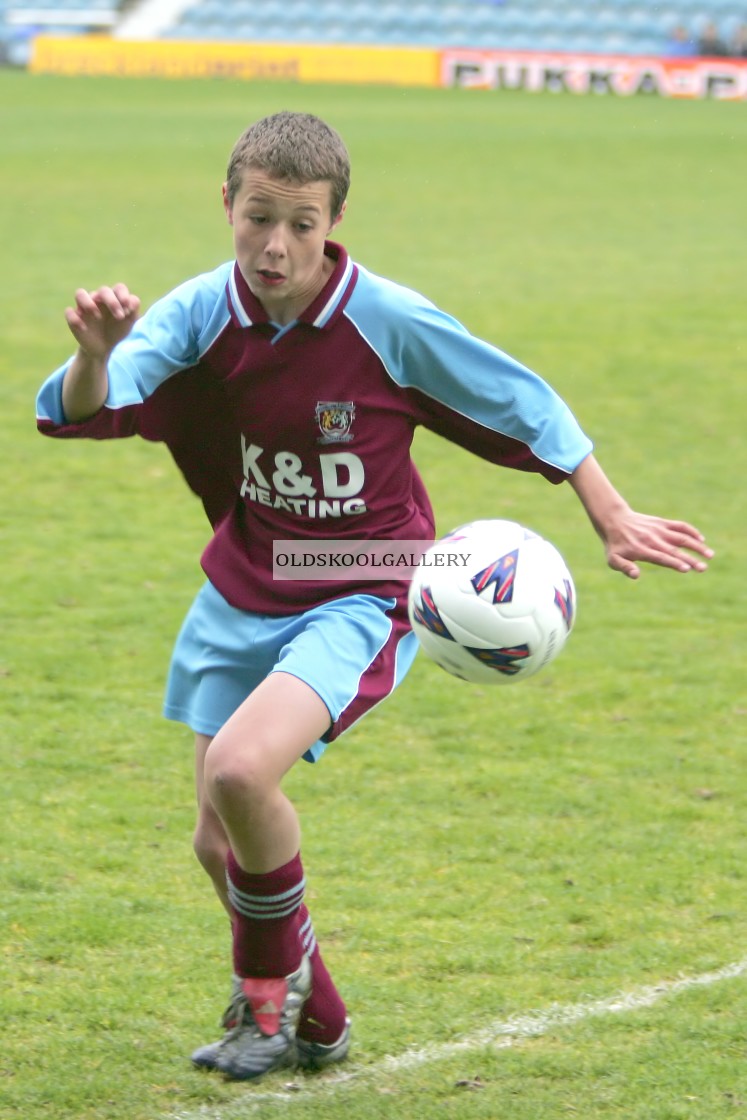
[{"x1": 407, "y1": 519, "x2": 576, "y2": 685}]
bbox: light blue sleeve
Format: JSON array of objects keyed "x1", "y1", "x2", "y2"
[
  {"x1": 346, "y1": 266, "x2": 592, "y2": 474},
  {"x1": 36, "y1": 263, "x2": 233, "y2": 426}
]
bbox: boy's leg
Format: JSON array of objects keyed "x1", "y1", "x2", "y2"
[
  {"x1": 204, "y1": 670, "x2": 323, "y2": 874},
  {"x1": 170, "y1": 586, "x2": 416, "y2": 1077},
  {"x1": 191, "y1": 732, "x2": 348, "y2": 1059},
  {"x1": 193, "y1": 732, "x2": 230, "y2": 913},
  {"x1": 191, "y1": 676, "x2": 348, "y2": 1078}
]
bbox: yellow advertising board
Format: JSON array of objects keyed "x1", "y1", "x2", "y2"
[{"x1": 30, "y1": 35, "x2": 440, "y2": 87}]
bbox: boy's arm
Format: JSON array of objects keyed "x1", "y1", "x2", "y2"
[
  {"x1": 61, "y1": 284, "x2": 140, "y2": 422},
  {"x1": 569, "y1": 453, "x2": 713, "y2": 579}
]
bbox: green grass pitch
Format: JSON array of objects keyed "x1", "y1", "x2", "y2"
[{"x1": 1, "y1": 70, "x2": 745, "y2": 1119}]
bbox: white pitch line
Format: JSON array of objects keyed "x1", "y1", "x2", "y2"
[{"x1": 169, "y1": 956, "x2": 747, "y2": 1120}]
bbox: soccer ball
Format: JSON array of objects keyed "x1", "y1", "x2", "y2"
[{"x1": 407, "y1": 519, "x2": 576, "y2": 685}]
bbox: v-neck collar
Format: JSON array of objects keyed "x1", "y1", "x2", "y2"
[{"x1": 226, "y1": 241, "x2": 357, "y2": 332}]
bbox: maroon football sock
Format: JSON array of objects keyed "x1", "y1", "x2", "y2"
[
  {"x1": 226, "y1": 849, "x2": 305, "y2": 978},
  {"x1": 296, "y1": 902, "x2": 348, "y2": 1045},
  {"x1": 225, "y1": 852, "x2": 348, "y2": 1042}
]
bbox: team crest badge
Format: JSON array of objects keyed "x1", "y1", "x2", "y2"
[{"x1": 316, "y1": 401, "x2": 355, "y2": 444}]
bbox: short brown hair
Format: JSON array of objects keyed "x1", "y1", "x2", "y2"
[{"x1": 226, "y1": 111, "x2": 350, "y2": 219}]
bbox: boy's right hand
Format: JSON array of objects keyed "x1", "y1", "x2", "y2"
[{"x1": 64, "y1": 284, "x2": 141, "y2": 360}]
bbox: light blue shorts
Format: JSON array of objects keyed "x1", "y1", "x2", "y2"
[{"x1": 163, "y1": 581, "x2": 419, "y2": 762}]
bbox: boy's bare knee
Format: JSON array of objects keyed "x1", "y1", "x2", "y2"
[
  {"x1": 204, "y1": 732, "x2": 273, "y2": 809},
  {"x1": 193, "y1": 818, "x2": 227, "y2": 874}
]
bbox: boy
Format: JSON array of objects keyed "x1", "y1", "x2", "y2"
[{"x1": 36, "y1": 111, "x2": 712, "y2": 1081}]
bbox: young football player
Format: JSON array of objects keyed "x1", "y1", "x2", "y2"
[{"x1": 36, "y1": 111, "x2": 712, "y2": 1081}]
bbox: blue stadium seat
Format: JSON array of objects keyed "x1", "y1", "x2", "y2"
[
  {"x1": 189, "y1": 19, "x2": 231, "y2": 40},
  {"x1": 634, "y1": 33, "x2": 666, "y2": 54},
  {"x1": 590, "y1": 9, "x2": 623, "y2": 35},
  {"x1": 266, "y1": 0, "x2": 294, "y2": 14},
  {"x1": 283, "y1": 0, "x2": 318, "y2": 21},
  {"x1": 345, "y1": 22, "x2": 389, "y2": 43},
  {"x1": 509, "y1": 8, "x2": 554, "y2": 34},
  {"x1": 568, "y1": 33, "x2": 607, "y2": 53},
  {"x1": 559, "y1": 8, "x2": 594, "y2": 35},
  {"x1": 599, "y1": 31, "x2": 630, "y2": 53},
  {"x1": 457, "y1": 0, "x2": 498, "y2": 26}
]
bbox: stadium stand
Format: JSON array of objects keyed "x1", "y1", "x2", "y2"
[
  {"x1": 157, "y1": 0, "x2": 747, "y2": 56},
  {"x1": 0, "y1": 0, "x2": 124, "y2": 63},
  {"x1": 2, "y1": 0, "x2": 746, "y2": 63}
]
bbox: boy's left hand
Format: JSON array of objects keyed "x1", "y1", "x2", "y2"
[{"x1": 603, "y1": 511, "x2": 714, "y2": 580}]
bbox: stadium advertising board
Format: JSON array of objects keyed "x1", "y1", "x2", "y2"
[
  {"x1": 441, "y1": 49, "x2": 747, "y2": 100},
  {"x1": 29, "y1": 36, "x2": 439, "y2": 87},
  {"x1": 29, "y1": 36, "x2": 747, "y2": 99}
]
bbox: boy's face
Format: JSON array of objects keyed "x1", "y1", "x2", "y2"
[{"x1": 223, "y1": 169, "x2": 344, "y2": 324}]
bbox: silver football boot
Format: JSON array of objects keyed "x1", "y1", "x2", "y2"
[
  {"x1": 296, "y1": 1017, "x2": 352, "y2": 1070},
  {"x1": 191, "y1": 955, "x2": 312, "y2": 1081}
]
